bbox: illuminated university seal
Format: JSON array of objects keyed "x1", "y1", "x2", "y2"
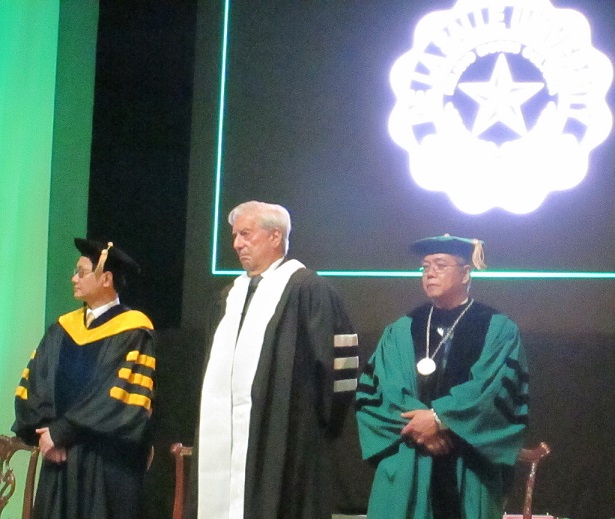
[{"x1": 388, "y1": 0, "x2": 613, "y2": 214}]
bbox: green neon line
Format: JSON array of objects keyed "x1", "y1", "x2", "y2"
[
  {"x1": 471, "y1": 271, "x2": 615, "y2": 279},
  {"x1": 209, "y1": 2, "x2": 615, "y2": 284},
  {"x1": 212, "y1": 268, "x2": 615, "y2": 279},
  {"x1": 211, "y1": 0, "x2": 231, "y2": 274}
]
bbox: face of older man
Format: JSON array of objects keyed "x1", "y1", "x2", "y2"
[
  {"x1": 421, "y1": 253, "x2": 471, "y2": 309},
  {"x1": 232, "y1": 212, "x2": 283, "y2": 276}
]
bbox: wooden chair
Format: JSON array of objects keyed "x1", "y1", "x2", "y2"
[
  {"x1": 504, "y1": 442, "x2": 552, "y2": 519},
  {"x1": 337, "y1": 441, "x2": 553, "y2": 519},
  {"x1": 0, "y1": 435, "x2": 40, "y2": 519},
  {"x1": 169, "y1": 441, "x2": 552, "y2": 519},
  {"x1": 170, "y1": 442, "x2": 193, "y2": 519}
]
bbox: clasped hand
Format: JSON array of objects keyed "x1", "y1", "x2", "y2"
[
  {"x1": 400, "y1": 409, "x2": 454, "y2": 456},
  {"x1": 36, "y1": 427, "x2": 67, "y2": 463}
]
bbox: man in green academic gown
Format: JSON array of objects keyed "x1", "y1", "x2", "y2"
[
  {"x1": 185, "y1": 200, "x2": 358, "y2": 519},
  {"x1": 356, "y1": 235, "x2": 529, "y2": 519},
  {"x1": 13, "y1": 239, "x2": 155, "y2": 519}
]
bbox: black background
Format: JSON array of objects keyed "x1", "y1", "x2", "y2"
[{"x1": 86, "y1": 1, "x2": 615, "y2": 518}]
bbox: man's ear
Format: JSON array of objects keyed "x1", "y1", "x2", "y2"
[
  {"x1": 101, "y1": 270, "x2": 114, "y2": 289},
  {"x1": 462, "y1": 265, "x2": 472, "y2": 285},
  {"x1": 269, "y1": 228, "x2": 282, "y2": 248}
]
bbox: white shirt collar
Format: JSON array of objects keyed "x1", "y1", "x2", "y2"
[{"x1": 87, "y1": 297, "x2": 121, "y2": 320}]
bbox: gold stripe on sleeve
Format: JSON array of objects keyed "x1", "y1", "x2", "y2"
[
  {"x1": 15, "y1": 386, "x2": 28, "y2": 400},
  {"x1": 118, "y1": 368, "x2": 154, "y2": 391},
  {"x1": 109, "y1": 386, "x2": 152, "y2": 411},
  {"x1": 125, "y1": 351, "x2": 156, "y2": 369}
]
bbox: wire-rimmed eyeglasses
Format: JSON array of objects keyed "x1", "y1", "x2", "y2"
[
  {"x1": 419, "y1": 262, "x2": 465, "y2": 275},
  {"x1": 72, "y1": 267, "x2": 94, "y2": 278}
]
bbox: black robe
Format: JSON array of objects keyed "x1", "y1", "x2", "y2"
[
  {"x1": 12, "y1": 304, "x2": 155, "y2": 519},
  {"x1": 185, "y1": 267, "x2": 357, "y2": 519}
]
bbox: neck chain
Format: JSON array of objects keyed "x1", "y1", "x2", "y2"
[{"x1": 416, "y1": 299, "x2": 474, "y2": 376}]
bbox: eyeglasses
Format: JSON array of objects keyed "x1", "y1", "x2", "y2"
[
  {"x1": 72, "y1": 267, "x2": 94, "y2": 278},
  {"x1": 419, "y1": 262, "x2": 465, "y2": 275}
]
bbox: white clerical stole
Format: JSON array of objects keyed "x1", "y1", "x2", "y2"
[{"x1": 197, "y1": 259, "x2": 304, "y2": 519}]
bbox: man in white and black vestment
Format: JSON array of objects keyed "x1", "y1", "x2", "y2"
[{"x1": 185, "y1": 200, "x2": 358, "y2": 519}]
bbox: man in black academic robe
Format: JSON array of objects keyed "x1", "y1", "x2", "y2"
[
  {"x1": 185, "y1": 201, "x2": 358, "y2": 519},
  {"x1": 12, "y1": 239, "x2": 155, "y2": 519}
]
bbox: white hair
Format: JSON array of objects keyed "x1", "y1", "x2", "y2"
[{"x1": 228, "y1": 201, "x2": 291, "y2": 254}]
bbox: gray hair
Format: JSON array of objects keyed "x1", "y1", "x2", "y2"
[{"x1": 228, "y1": 201, "x2": 291, "y2": 254}]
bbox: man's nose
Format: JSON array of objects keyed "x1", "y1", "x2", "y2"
[{"x1": 422, "y1": 268, "x2": 437, "y2": 279}]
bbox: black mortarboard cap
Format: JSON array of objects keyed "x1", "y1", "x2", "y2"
[
  {"x1": 411, "y1": 234, "x2": 486, "y2": 269},
  {"x1": 74, "y1": 238, "x2": 140, "y2": 291}
]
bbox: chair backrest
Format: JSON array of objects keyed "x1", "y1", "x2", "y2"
[
  {"x1": 170, "y1": 442, "x2": 193, "y2": 519},
  {"x1": 0, "y1": 435, "x2": 40, "y2": 519},
  {"x1": 504, "y1": 442, "x2": 552, "y2": 519}
]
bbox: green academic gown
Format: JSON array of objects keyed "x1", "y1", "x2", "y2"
[
  {"x1": 356, "y1": 302, "x2": 529, "y2": 519},
  {"x1": 12, "y1": 305, "x2": 155, "y2": 519}
]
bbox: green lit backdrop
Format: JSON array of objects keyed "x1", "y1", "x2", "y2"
[
  {"x1": 0, "y1": 2, "x2": 97, "y2": 516},
  {"x1": 0, "y1": 3, "x2": 60, "y2": 514},
  {"x1": 0, "y1": 0, "x2": 60, "y2": 434}
]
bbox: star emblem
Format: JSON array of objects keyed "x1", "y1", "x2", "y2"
[
  {"x1": 388, "y1": 0, "x2": 613, "y2": 213},
  {"x1": 458, "y1": 53, "x2": 545, "y2": 137}
]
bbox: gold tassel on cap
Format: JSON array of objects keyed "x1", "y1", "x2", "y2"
[
  {"x1": 94, "y1": 242, "x2": 113, "y2": 276},
  {"x1": 471, "y1": 239, "x2": 487, "y2": 270}
]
